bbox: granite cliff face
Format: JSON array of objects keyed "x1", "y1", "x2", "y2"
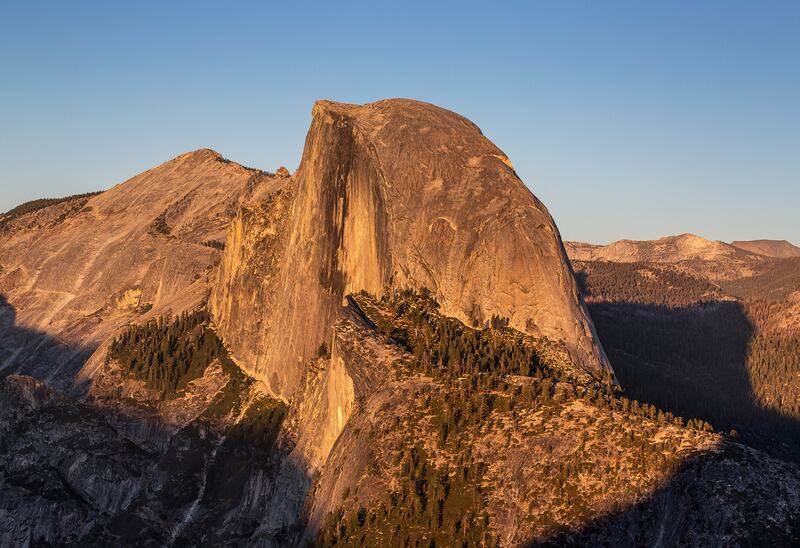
[
  {"x1": 305, "y1": 293, "x2": 800, "y2": 546},
  {"x1": 0, "y1": 149, "x2": 280, "y2": 391},
  {"x1": 2, "y1": 100, "x2": 800, "y2": 547},
  {"x1": 211, "y1": 99, "x2": 610, "y2": 398}
]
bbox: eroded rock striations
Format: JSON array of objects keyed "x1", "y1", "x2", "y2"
[
  {"x1": 2, "y1": 100, "x2": 800, "y2": 547},
  {"x1": 211, "y1": 99, "x2": 610, "y2": 399},
  {"x1": 0, "y1": 149, "x2": 281, "y2": 392}
]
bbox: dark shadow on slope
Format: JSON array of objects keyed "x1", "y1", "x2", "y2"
[
  {"x1": 0, "y1": 367, "x2": 307, "y2": 547},
  {"x1": 577, "y1": 293, "x2": 800, "y2": 463},
  {"x1": 529, "y1": 267, "x2": 800, "y2": 544},
  {"x1": 0, "y1": 297, "x2": 309, "y2": 546},
  {"x1": 0, "y1": 294, "x2": 97, "y2": 391},
  {"x1": 528, "y1": 443, "x2": 800, "y2": 547}
]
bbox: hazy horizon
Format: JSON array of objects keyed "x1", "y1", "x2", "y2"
[{"x1": 1, "y1": 1, "x2": 798, "y2": 244}]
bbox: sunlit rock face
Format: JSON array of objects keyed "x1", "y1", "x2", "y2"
[
  {"x1": 565, "y1": 233, "x2": 777, "y2": 281},
  {"x1": 211, "y1": 99, "x2": 611, "y2": 398},
  {"x1": 0, "y1": 149, "x2": 281, "y2": 392},
  {"x1": 730, "y1": 239, "x2": 800, "y2": 259}
]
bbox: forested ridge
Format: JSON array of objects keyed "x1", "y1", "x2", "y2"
[
  {"x1": 573, "y1": 260, "x2": 726, "y2": 307},
  {"x1": 1, "y1": 191, "x2": 102, "y2": 220},
  {"x1": 97, "y1": 290, "x2": 799, "y2": 545},
  {"x1": 315, "y1": 292, "x2": 726, "y2": 546},
  {"x1": 720, "y1": 257, "x2": 800, "y2": 300},
  {"x1": 572, "y1": 259, "x2": 800, "y2": 461},
  {"x1": 109, "y1": 309, "x2": 229, "y2": 399}
]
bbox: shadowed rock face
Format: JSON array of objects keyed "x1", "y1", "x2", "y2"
[
  {"x1": 0, "y1": 149, "x2": 281, "y2": 392},
  {"x1": 211, "y1": 99, "x2": 611, "y2": 398}
]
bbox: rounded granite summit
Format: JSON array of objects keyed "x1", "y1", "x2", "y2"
[{"x1": 211, "y1": 98, "x2": 611, "y2": 397}]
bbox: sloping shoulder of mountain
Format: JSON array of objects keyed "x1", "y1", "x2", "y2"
[
  {"x1": 731, "y1": 239, "x2": 800, "y2": 259},
  {"x1": 0, "y1": 148, "x2": 285, "y2": 391}
]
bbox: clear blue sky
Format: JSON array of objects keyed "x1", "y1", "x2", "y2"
[{"x1": 1, "y1": 1, "x2": 798, "y2": 244}]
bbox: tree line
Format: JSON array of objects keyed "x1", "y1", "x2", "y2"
[
  {"x1": 316, "y1": 290, "x2": 714, "y2": 545},
  {"x1": 572, "y1": 260, "x2": 800, "y2": 461},
  {"x1": 108, "y1": 309, "x2": 225, "y2": 399}
]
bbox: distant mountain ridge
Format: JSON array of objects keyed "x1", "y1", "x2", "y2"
[
  {"x1": 565, "y1": 233, "x2": 771, "y2": 281},
  {"x1": 567, "y1": 233, "x2": 754, "y2": 263},
  {"x1": 569, "y1": 231, "x2": 800, "y2": 466},
  {"x1": 2, "y1": 102, "x2": 800, "y2": 546},
  {"x1": 567, "y1": 233, "x2": 800, "y2": 263},
  {"x1": 731, "y1": 239, "x2": 800, "y2": 258}
]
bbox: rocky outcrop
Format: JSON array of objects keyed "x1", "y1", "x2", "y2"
[
  {"x1": 0, "y1": 364, "x2": 297, "y2": 547},
  {"x1": 0, "y1": 149, "x2": 282, "y2": 392},
  {"x1": 284, "y1": 304, "x2": 399, "y2": 470},
  {"x1": 210, "y1": 189, "x2": 294, "y2": 393},
  {"x1": 0, "y1": 375, "x2": 155, "y2": 546},
  {"x1": 211, "y1": 99, "x2": 611, "y2": 399}
]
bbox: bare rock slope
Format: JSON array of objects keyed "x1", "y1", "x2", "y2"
[
  {"x1": 212, "y1": 99, "x2": 610, "y2": 398},
  {"x1": 566, "y1": 233, "x2": 770, "y2": 281},
  {"x1": 731, "y1": 239, "x2": 800, "y2": 259},
  {"x1": 0, "y1": 149, "x2": 281, "y2": 391},
  {"x1": 567, "y1": 233, "x2": 743, "y2": 264}
]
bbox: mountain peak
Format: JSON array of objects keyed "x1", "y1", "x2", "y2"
[
  {"x1": 173, "y1": 148, "x2": 223, "y2": 162},
  {"x1": 211, "y1": 98, "x2": 611, "y2": 398},
  {"x1": 667, "y1": 233, "x2": 727, "y2": 252},
  {"x1": 310, "y1": 98, "x2": 486, "y2": 143},
  {"x1": 566, "y1": 233, "x2": 743, "y2": 266},
  {"x1": 671, "y1": 232, "x2": 711, "y2": 242}
]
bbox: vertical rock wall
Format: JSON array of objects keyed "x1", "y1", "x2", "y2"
[{"x1": 211, "y1": 99, "x2": 611, "y2": 399}]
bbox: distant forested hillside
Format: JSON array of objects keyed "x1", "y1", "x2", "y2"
[
  {"x1": 574, "y1": 260, "x2": 726, "y2": 307},
  {"x1": 2, "y1": 191, "x2": 102, "y2": 219},
  {"x1": 719, "y1": 257, "x2": 800, "y2": 300},
  {"x1": 573, "y1": 260, "x2": 800, "y2": 462}
]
